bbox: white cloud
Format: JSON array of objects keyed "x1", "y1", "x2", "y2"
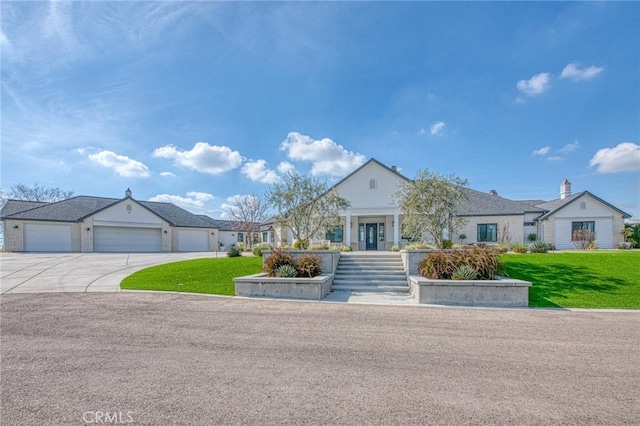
[
  {"x1": 547, "y1": 156, "x2": 562, "y2": 162},
  {"x1": 153, "y1": 142, "x2": 242, "y2": 175},
  {"x1": 277, "y1": 161, "x2": 295, "y2": 174},
  {"x1": 429, "y1": 121, "x2": 445, "y2": 136},
  {"x1": 88, "y1": 150, "x2": 150, "y2": 178},
  {"x1": 516, "y1": 72, "x2": 551, "y2": 96},
  {"x1": 148, "y1": 191, "x2": 214, "y2": 213},
  {"x1": 560, "y1": 141, "x2": 580, "y2": 153},
  {"x1": 159, "y1": 171, "x2": 176, "y2": 177},
  {"x1": 279, "y1": 132, "x2": 366, "y2": 177},
  {"x1": 589, "y1": 142, "x2": 640, "y2": 173},
  {"x1": 241, "y1": 159, "x2": 280, "y2": 184},
  {"x1": 533, "y1": 146, "x2": 551, "y2": 156},
  {"x1": 560, "y1": 63, "x2": 604, "y2": 81}
]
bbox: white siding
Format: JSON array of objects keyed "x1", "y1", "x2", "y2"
[
  {"x1": 333, "y1": 162, "x2": 405, "y2": 210},
  {"x1": 549, "y1": 194, "x2": 617, "y2": 249},
  {"x1": 91, "y1": 200, "x2": 162, "y2": 228},
  {"x1": 458, "y1": 215, "x2": 526, "y2": 245}
]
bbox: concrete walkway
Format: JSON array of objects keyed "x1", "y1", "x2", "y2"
[{"x1": 0, "y1": 252, "x2": 225, "y2": 294}]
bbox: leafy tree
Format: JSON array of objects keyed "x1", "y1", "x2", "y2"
[
  {"x1": 267, "y1": 171, "x2": 350, "y2": 249},
  {"x1": 8, "y1": 183, "x2": 74, "y2": 202},
  {"x1": 223, "y1": 194, "x2": 270, "y2": 249},
  {"x1": 397, "y1": 169, "x2": 468, "y2": 249}
]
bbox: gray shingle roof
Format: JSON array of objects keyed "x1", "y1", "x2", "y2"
[
  {"x1": 535, "y1": 191, "x2": 631, "y2": 220},
  {"x1": 1, "y1": 196, "x2": 219, "y2": 228},
  {"x1": 457, "y1": 188, "x2": 546, "y2": 216}
]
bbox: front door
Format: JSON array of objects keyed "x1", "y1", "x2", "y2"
[{"x1": 365, "y1": 223, "x2": 378, "y2": 250}]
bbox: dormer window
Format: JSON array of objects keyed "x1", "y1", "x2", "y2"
[{"x1": 369, "y1": 179, "x2": 377, "y2": 190}]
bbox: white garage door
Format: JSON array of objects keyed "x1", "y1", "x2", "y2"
[
  {"x1": 178, "y1": 229, "x2": 209, "y2": 252},
  {"x1": 94, "y1": 226, "x2": 162, "y2": 252},
  {"x1": 25, "y1": 223, "x2": 73, "y2": 252}
]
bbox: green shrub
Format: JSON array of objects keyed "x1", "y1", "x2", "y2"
[
  {"x1": 275, "y1": 264, "x2": 298, "y2": 278},
  {"x1": 339, "y1": 245, "x2": 352, "y2": 252},
  {"x1": 405, "y1": 242, "x2": 433, "y2": 250},
  {"x1": 510, "y1": 242, "x2": 528, "y2": 253},
  {"x1": 227, "y1": 245, "x2": 242, "y2": 257},
  {"x1": 296, "y1": 254, "x2": 322, "y2": 277},
  {"x1": 452, "y1": 265, "x2": 477, "y2": 280},
  {"x1": 391, "y1": 245, "x2": 399, "y2": 252},
  {"x1": 293, "y1": 239, "x2": 308, "y2": 250},
  {"x1": 529, "y1": 241, "x2": 553, "y2": 253},
  {"x1": 263, "y1": 248, "x2": 297, "y2": 276},
  {"x1": 308, "y1": 243, "x2": 329, "y2": 250},
  {"x1": 527, "y1": 233, "x2": 538, "y2": 242},
  {"x1": 252, "y1": 245, "x2": 269, "y2": 257},
  {"x1": 442, "y1": 239, "x2": 453, "y2": 249},
  {"x1": 237, "y1": 242, "x2": 245, "y2": 251},
  {"x1": 496, "y1": 244, "x2": 509, "y2": 254}
]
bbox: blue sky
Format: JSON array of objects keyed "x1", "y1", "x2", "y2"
[{"x1": 2, "y1": 1, "x2": 639, "y2": 220}]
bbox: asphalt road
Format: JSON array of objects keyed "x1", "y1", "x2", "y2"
[{"x1": 1, "y1": 293, "x2": 638, "y2": 425}]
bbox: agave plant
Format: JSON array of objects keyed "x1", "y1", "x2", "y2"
[
  {"x1": 451, "y1": 264, "x2": 477, "y2": 280},
  {"x1": 275, "y1": 264, "x2": 298, "y2": 278}
]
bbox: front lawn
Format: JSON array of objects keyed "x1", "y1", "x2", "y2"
[
  {"x1": 502, "y1": 251, "x2": 640, "y2": 309},
  {"x1": 120, "y1": 256, "x2": 263, "y2": 295}
]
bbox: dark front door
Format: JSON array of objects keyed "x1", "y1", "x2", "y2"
[{"x1": 365, "y1": 223, "x2": 378, "y2": 250}]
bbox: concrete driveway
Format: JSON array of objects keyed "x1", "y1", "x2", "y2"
[{"x1": 0, "y1": 252, "x2": 224, "y2": 294}]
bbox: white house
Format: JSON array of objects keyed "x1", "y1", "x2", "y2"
[
  {"x1": 265, "y1": 158, "x2": 630, "y2": 250},
  {"x1": 1, "y1": 160, "x2": 631, "y2": 252}
]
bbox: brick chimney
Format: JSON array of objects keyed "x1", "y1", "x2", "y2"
[{"x1": 560, "y1": 179, "x2": 571, "y2": 199}]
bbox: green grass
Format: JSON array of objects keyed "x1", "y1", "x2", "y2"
[
  {"x1": 502, "y1": 251, "x2": 640, "y2": 309},
  {"x1": 120, "y1": 256, "x2": 263, "y2": 295}
]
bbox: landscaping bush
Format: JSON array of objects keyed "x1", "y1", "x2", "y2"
[
  {"x1": 339, "y1": 245, "x2": 352, "y2": 252},
  {"x1": 527, "y1": 233, "x2": 537, "y2": 242},
  {"x1": 227, "y1": 245, "x2": 242, "y2": 257},
  {"x1": 308, "y1": 243, "x2": 329, "y2": 250},
  {"x1": 442, "y1": 239, "x2": 453, "y2": 249},
  {"x1": 296, "y1": 253, "x2": 322, "y2": 277},
  {"x1": 293, "y1": 239, "x2": 308, "y2": 250},
  {"x1": 496, "y1": 244, "x2": 509, "y2": 254},
  {"x1": 419, "y1": 246, "x2": 504, "y2": 280},
  {"x1": 405, "y1": 242, "x2": 434, "y2": 250},
  {"x1": 275, "y1": 264, "x2": 298, "y2": 278},
  {"x1": 391, "y1": 245, "x2": 399, "y2": 252},
  {"x1": 510, "y1": 242, "x2": 528, "y2": 253},
  {"x1": 529, "y1": 241, "x2": 553, "y2": 253},
  {"x1": 252, "y1": 244, "x2": 269, "y2": 257},
  {"x1": 263, "y1": 248, "x2": 297, "y2": 276},
  {"x1": 572, "y1": 228, "x2": 596, "y2": 250},
  {"x1": 452, "y1": 264, "x2": 477, "y2": 280}
]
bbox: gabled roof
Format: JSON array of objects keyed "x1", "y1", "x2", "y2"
[
  {"x1": 0, "y1": 196, "x2": 216, "y2": 228},
  {"x1": 457, "y1": 188, "x2": 547, "y2": 216},
  {"x1": 535, "y1": 191, "x2": 632, "y2": 220},
  {"x1": 329, "y1": 158, "x2": 410, "y2": 192}
]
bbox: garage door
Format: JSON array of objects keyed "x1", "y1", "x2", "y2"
[
  {"x1": 94, "y1": 226, "x2": 162, "y2": 252},
  {"x1": 178, "y1": 229, "x2": 209, "y2": 252},
  {"x1": 25, "y1": 223, "x2": 73, "y2": 252}
]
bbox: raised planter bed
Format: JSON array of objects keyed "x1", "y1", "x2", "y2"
[
  {"x1": 408, "y1": 275, "x2": 531, "y2": 307},
  {"x1": 234, "y1": 273, "x2": 333, "y2": 301}
]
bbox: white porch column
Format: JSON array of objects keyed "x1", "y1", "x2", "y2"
[
  {"x1": 393, "y1": 211, "x2": 399, "y2": 247},
  {"x1": 345, "y1": 211, "x2": 351, "y2": 247}
]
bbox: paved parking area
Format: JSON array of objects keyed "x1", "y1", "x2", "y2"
[
  {"x1": 1, "y1": 292, "x2": 638, "y2": 425},
  {"x1": 0, "y1": 252, "x2": 223, "y2": 294}
]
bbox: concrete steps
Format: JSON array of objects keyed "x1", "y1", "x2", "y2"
[{"x1": 332, "y1": 252, "x2": 409, "y2": 293}]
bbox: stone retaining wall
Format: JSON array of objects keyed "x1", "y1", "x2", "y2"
[
  {"x1": 409, "y1": 275, "x2": 531, "y2": 307},
  {"x1": 234, "y1": 274, "x2": 333, "y2": 301}
]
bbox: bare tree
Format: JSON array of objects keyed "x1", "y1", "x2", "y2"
[
  {"x1": 8, "y1": 183, "x2": 74, "y2": 202},
  {"x1": 499, "y1": 222, "x2": 512, "y2": 245},
  {"x1": 267, "y1": 171, "x2": 350, "y2": 249},
  {"x1": 572, "y1": 228, "x2": 596, "y2": 250},
  {"x1": 396, "y1": 169, "x2": 468, "y2": 249},
  {"x1": 223, "y1": 194, "x2": 270, "y2": 249}
]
